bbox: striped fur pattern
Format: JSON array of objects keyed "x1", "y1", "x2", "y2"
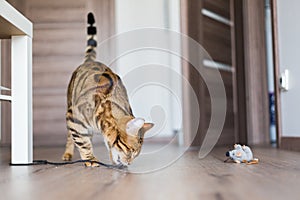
[{"x1": 62, "y1": 13, "x2": 154, "y2": 166}]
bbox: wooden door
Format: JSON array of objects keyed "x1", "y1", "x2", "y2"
[
  {"x1": 181, "y1": 0, "x2": 270, "y2": 146},
  {"x1": 181, "y1": 0, "x2": 239, "y2": 146}
]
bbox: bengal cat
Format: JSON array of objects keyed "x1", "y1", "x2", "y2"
[{"x1": 62, "y1": 13, "x2": 154, "y2": 167}]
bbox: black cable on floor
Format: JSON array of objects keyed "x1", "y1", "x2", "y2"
[{"x1": 9, "y1": 159, "x2": 127, "y2": 169}]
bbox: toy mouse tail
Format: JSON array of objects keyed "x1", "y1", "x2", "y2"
[{"x1": 247, "y1": 158, "x2": 259, "y2": 165}]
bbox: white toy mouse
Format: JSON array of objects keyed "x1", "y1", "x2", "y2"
[{"x1": 225, "y1": 144, "x2": 258, "y2": 164}]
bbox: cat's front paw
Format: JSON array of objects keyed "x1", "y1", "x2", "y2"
[
  {"x1": 62, "y1": 153, "x2": 73, "y2": 161},
  {"x1": 85, "y1": 158, "x2": 100, "y2": 167}
]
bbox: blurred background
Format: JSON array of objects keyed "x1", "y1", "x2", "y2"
[{"x1": 2, "y1": 0, "x2": 294, "y2": 151}]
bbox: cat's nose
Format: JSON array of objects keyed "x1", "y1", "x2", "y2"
[{"x1": 225, "y1": 151, "x2": 230, "y2": 157}]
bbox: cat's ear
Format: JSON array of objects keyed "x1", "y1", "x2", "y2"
[
  {"x1": 142, "y1": 123, "x2": 154, "y2": 132},
  {"x1": 139, "y1": 123, "x2": 154, "y2": 138},
  {"x1": 126, "y1": 118, "x2": 145, "y2": 136}
]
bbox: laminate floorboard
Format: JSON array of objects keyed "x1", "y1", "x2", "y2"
[{"x1": 0, "y1": 145, "x2": 300, "y2": 200}]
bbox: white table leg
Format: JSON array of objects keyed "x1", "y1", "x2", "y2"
[{"x1": 11, "y1": 35, "x2": 32, "y2": 164}]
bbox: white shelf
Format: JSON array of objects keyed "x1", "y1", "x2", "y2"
[
  {"x1": 0, "y1": 0, "x2": 33, "y2": 164},
  {"x1": 0, "y1": 0, "x2": 32, "y2": 38}
]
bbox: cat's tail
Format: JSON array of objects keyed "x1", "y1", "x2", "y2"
[{"x1": 84, "y1": 12, "x2": 97, "y2": 62}]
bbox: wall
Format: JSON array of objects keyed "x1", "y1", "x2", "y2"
[
  {"x1": 114, "y1": 0, "x2": 182, "y2": 139},
  {"x1": 277, "y1": 0, "x2": 300, "y2": 137}
]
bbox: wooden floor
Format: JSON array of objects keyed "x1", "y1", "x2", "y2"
[{"x1": 1, "y1": 145, "x2": 300, "y2": 200}]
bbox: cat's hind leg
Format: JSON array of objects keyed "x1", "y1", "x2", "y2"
[{"x1": 62, "y1": 129, "x2": 75, "y2": 161}]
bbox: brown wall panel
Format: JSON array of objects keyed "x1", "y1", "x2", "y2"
[
  {"x1": 34, "y1": 94, "x2": 66, "y2": 109},
  {"x1": 33, "y1": 28, "x2": 85, "y2": 57},
  {"x1": 0, "y1": 39, "x2": 11, "y2": 145},
  {"x1": 26, "y1": 0, "x2": 86, "y2": 23},
  {"x1": 28, "y1": 0, "x2": 114, "y2": 146},
  {"x1": 33, "y1": 107, "x2": 65, "y2": 122},
  {"x1": 27, "y1": 8, "x2": 85, "y2": 24},
  {"x1": 30, "y1": 0, "x2": 86, "y2": 146},
  {"x1": 33, "y1": 72, "x2": 72, "y2": 89},
  {"x1": 0, "y1": 1, "x2": 112, "y2": 147},
  {"x1": 26, "y1": 0, "x2": 85, "y2": 7},
  {"x1": 33, "y1": 56, "x2": 82, "y2": 73}
]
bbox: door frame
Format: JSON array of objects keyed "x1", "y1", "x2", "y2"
[
  {"x1": 270, "y1": 0, "x2": 282, "y2": 148},
  {"x1": 270, "y1": 0, "x2": 300, "y2": 151}
]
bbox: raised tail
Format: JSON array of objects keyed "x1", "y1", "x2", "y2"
[{"x1": 85, "y1": 12, "x2": 97, "y2": 62}]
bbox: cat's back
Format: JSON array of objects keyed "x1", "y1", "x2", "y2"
[
  {"x1": 73, "y1": 61, "x2": 111, "y2": 87},
  {"x1": 69, "y1": 61, "x2": 115, "y2": 101},
  {"x1": 68, "y1": 61, "x2": 133, "y2": 120}
]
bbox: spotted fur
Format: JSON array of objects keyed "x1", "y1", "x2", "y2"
[{"x1": 62, "y1": 13, "x2": 154, "y2": 166}]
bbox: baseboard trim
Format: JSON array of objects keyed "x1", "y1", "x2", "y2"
[{"x1": 281, "y1": 137, "x2": 300, "y2": 152}]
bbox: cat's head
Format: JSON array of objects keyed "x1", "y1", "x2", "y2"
[{"x1": 110, "y1": 118, "x2": 154, "y2": 166}]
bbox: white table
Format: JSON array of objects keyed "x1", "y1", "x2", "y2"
[{"x1": 0, "y1": 0, "x2": 33, "y2": 164}]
